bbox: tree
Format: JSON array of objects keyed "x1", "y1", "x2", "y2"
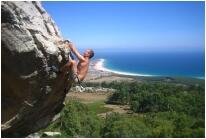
[{"x1": 102, "y1": 113, "x2": 151, "y2": 137}]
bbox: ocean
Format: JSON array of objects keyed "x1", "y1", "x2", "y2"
[{"x1": 93, "y1": 51, "x2": 205, "y2": 79}]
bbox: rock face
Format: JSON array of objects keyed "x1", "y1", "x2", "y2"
[{"x1": 1, "y1": 1, "x2": 73, "y2": 137}]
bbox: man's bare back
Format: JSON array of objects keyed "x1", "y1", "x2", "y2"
[{"x1": 62, "y1": 41, "x2": 94, "y2": 81}]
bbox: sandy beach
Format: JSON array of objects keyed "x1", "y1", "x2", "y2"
[
  {"x1": 93, "y1": 59, "x2": 153, "y2": 77},
  {"x1": 93, "y1": 59, "x2": 108, "y2": 72},
  {"x1": 85, "y1": 59, "x2": 136, "y2": 83}
]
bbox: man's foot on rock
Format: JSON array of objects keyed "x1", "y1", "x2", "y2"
[{"x1": 51, "y1": 65, "x2": 62, "y2": 74}]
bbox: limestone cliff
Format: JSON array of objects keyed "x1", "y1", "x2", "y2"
[{"x1": 1, "y1": 1, "x2": 72, "y2": 137}]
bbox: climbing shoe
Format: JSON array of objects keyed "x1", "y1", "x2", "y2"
[{"x1": 51, "y1": 65, "x2": 62, "y2": 74}]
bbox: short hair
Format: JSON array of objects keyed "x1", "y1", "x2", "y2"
[
  {"x1": 89, "y1": 49, "x2": 94, "y2": 59},
  {"x1": 64, "y1": 39, "x2": 71, "y2": 43}
]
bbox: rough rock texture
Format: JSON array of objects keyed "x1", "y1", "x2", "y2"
[{"x1": 1, "y1": 1, "x2": 73, "y2": 137}]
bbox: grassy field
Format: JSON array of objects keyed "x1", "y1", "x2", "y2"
[
  {"x1": 87, "y1": 101, "x2": 112, "y2": 114},
  {"x1": 66, "y1": 92, "x2": 129, "y2": 116}
]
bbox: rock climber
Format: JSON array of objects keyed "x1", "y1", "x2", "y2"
[{"x1": 59, "y1": 40, "x2": 94, "y2": 83}]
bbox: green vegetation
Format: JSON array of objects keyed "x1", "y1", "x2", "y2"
[
  {"x1": 104, "y1": 81, "x2": 205, "y2": 137},
  {"x1": 102, "y1": 113, "x2": 151, "y2": 137},
  {"x1": 41, "y1": 80, "x2": 205, "y2": 138},
  {"x1": 42, "y1": 100, "x2": 103, "y2": 137},
  {"x1": 87, "y1": 101, "x2": 112, "y2": 114}
]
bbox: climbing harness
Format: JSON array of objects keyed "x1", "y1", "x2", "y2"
[{"x1": 72, "y1": 73, "x2": 86, "y2": 89}]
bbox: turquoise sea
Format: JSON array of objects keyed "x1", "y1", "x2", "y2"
[{"x1": 93, "y1": 51, "x2": 205, "y2": 79}]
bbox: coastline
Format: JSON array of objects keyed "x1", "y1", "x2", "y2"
[
  {"x1": 85, "y1": 59, "x2": 135, "y2": 82},
  {"x1": 84, "y1": 59, "x2": 204, "y2": 85},
  {"x1": 93, "y1": 58, "x2": 205, "y2": 79},
  {"x1": 93, "y1": 59, "x2": 153, "y2": 77}
]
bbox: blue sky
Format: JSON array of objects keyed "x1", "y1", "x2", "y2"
[{"x1": 42, "y1": 1, "x2": 204, "y2": 52}]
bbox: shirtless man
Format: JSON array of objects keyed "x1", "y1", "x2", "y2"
[{"x1": 60, "y1": 41, "x2": 94, "y2": 82}]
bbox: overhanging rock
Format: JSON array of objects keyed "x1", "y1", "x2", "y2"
[{"x1": 1, "y1": 1, "x2": 72, "y2": 137}]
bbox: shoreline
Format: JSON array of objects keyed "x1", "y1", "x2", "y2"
[
  {"x1": 93, "y1": 59, "x2": 153, "y2": 77},
  {"x1": 85, "y1": 59, "x2": 204, "y2": 84},
  {"x1": 92, "y1": 58, "x2": 204, "y2": 80}
]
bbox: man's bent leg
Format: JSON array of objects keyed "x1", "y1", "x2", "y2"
[
  {"x1": 69, "y1": 61, "x2": 81, "y2": 83},
  {"x1": 60, "y1": 60, "x2": 76, "y2": 75}
]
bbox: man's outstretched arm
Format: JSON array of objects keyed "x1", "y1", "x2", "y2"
[{"x1": 66, "y1": 42, "x2": 85, "y2": 61}]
